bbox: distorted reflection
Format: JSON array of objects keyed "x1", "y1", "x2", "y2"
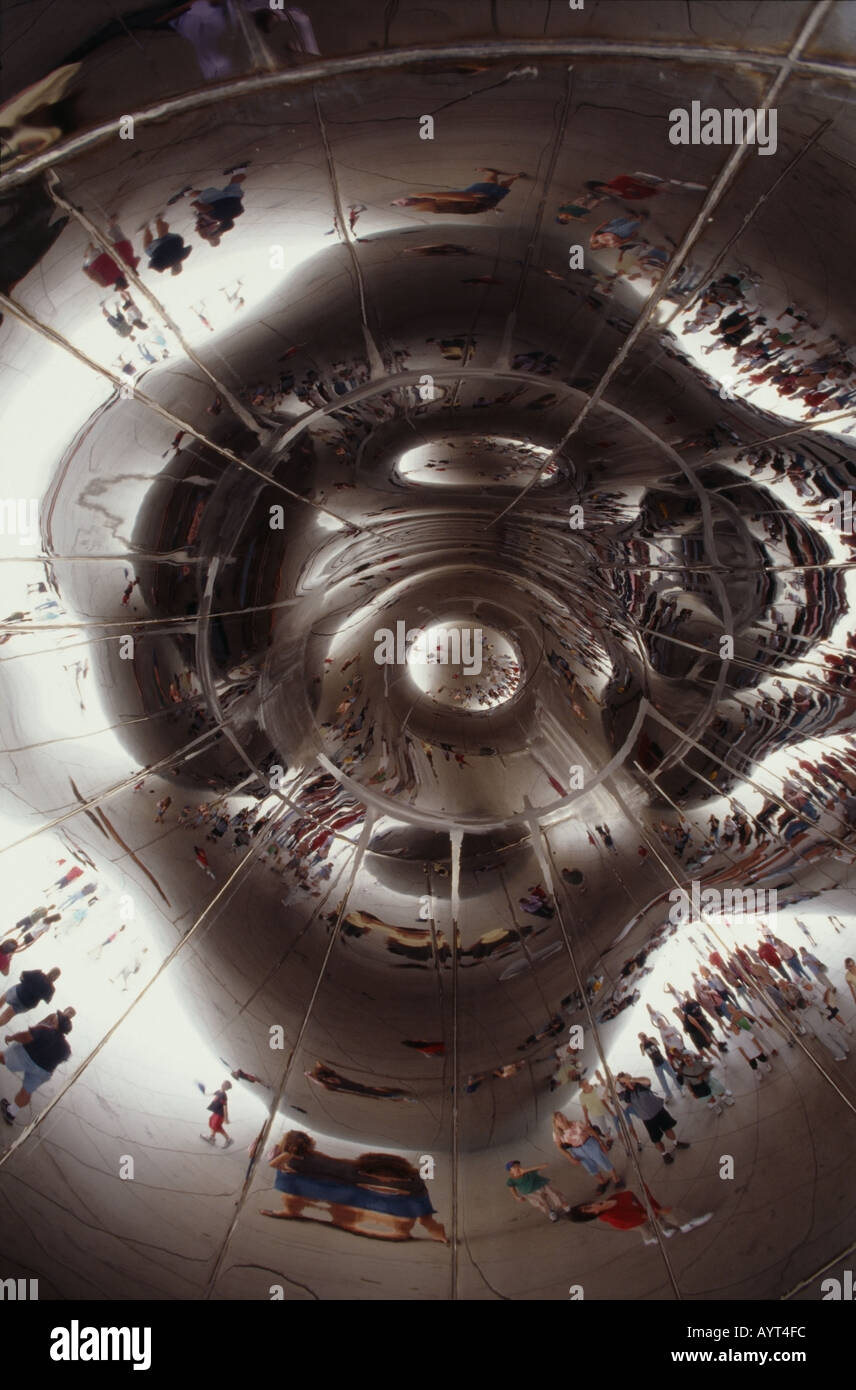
[{"x1": 0, "y1": 0, "x2": 855, "y2": 1307}]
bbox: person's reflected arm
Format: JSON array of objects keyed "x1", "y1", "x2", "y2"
[{"x1": 4, "y1": 1027, "x2": 33, "y2": 1044}]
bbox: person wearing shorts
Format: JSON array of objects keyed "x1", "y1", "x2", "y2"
[
  {"x1": 201, "y1": 1080, "x2": 233, "y2": 1147},
  {"x1": 505, "y1": 1160, "x2": 571, "y2": 1222},
  {"x1": 673, "y1": 1051, "x2": 734, "y2": 1116},
  {"x1": 615, "y1": 1074, "x2": 689, "y2": 1165},
  {"x1": 568, "y1": 1186, "x2": 713, "y2": 1244},
  {"x1": 553, "y1": 1114, "x2": 624, "y2": 1193},
  {"x1": 556, "y1": 183, "x2": 610, "y2": 222},
  {"x1": 0, "y1": 1007, "x2": 74, "y2": 1122},
  {"x1": 194, "y1": 182, "x2": 244, "y2": 215},
  {"x1": 0, "y1": 966, "x2": 61, "y2": 1026},
  {"x1": 143, "y1": 218, "x2": 192, "y2": 275},
  {"x1": 578, "y1": 1077, "x2": 620, "y2": 1141},
  {"x1": 589, "y1": 212, "x2": 648, "y2": 250},
  {"x1": 391, "y1": 169, "x2": 528, "y2": 216},
  {"x1": 728, "y1": 1008, "x2": 775, "y2": 1073},
  {"x1": 81, "y1": 219, "x2": 139, "y2": 290},
  {"x1": 191, "y1": 172, "x2": 247, "y2": 243}
]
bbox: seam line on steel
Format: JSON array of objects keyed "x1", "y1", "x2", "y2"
[{"x1": 2, "y1": 36, "x2": 854, "y2": 191}]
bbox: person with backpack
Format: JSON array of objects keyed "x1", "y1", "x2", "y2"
[
  {"x1": 201, "y1": 1080, "x2": 233, "y2": 1148},
  {"x1": 614, "y1": 1073, "x2": 690, "y2": 1165},
  {"x1": 672, "y1": 1050, "x2": 734, "y2": 1117}
]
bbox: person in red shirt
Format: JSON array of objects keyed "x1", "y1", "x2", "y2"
[
  {"x1": 43, "y1": 865, "x2": 83, "y2": 892},
  {"x1": 81, "y1": 219, "x2": 139, "y2": 291},
  {"x1": 200, "y1": 1080, "x2": 233, "y2": 1148},
  {"x1": 193, "y1": 845, "x2": 215, "y2": 879},
  {"x1": 0, "y1": 939, "x2": 17, "y2": 977},
  {"x1": 600, "y1": 174, "x2": 667, "y2": 201},
  {"x1": 555, "y1": 172, "x2": 704, "y2": 223},
  {"x1": 568, "y1": 1186, "x2": 712, "y2": 1243},
  {"x1": 604, "y1": 172, "x2": 705, "y2": 199},
  {"x1": 756, "y1": 935, "x2": 789, "y2": 980}
]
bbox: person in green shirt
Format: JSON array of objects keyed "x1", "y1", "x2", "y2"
[{"x1": 505, "y1": 1160, "x2": 571, "y2": 1222}]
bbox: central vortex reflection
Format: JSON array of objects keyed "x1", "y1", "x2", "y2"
[
  {"x1": 406, "y1": 622, "x2": 522, "y2": 710},
  {"x1": 1, "y1": 0, "x2": 856, "y2": 1315}
]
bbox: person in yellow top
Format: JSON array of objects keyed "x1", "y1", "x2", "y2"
[{"x1": 578, "y1": 1077, "x2": 619, "y2": 1146}]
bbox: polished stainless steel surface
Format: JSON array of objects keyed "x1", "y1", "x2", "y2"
[{"x1": 0, "y1": 0, "x2": 855, "y2": 1301}]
